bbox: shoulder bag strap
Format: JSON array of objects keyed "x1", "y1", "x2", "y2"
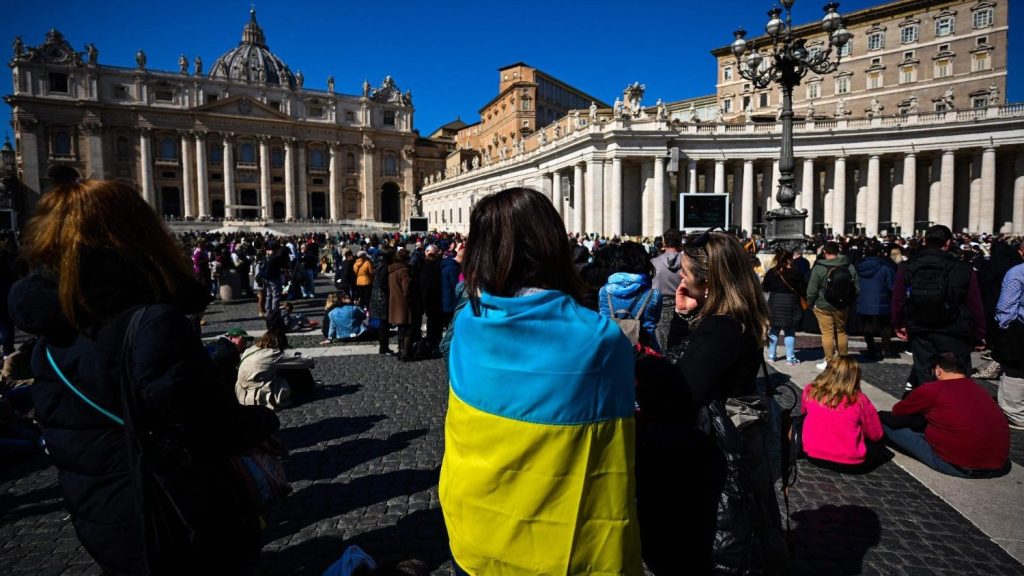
[
  {"x1": 45, "y1": 346, "x2": 124, "y2": 426},
  {"x1": 777, "y1": 270, "x2": 801, "y2": 298},
  {"x1": 635, "y1": 288, "x2": 655, "y2": 318}
]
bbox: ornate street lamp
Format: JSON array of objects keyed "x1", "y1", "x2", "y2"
[
  {"x1": 730, "y1": 1, "x2": 850, "y2": 247},
  {"x1": 0, "y1": 136, "x2": 19, "y2": 228}
]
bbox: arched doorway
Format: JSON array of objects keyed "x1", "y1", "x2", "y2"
[
  {"x1": 211, "y1": 199, "x2": 225, "y2": 219},
  {"x1": 380, "y1": 182, "x2": 401, "y2": 223},
  {"x1": 272, "y1": 201, "x2": 285, "y2": 220}
]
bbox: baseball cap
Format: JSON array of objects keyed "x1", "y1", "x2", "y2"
[{"x1": 226, "y1": 327, "x2": 254, "y2": 341}]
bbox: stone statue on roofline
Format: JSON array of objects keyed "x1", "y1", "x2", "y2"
[
  {"x1": 589, "y1": 101, "x2": 598, "y2": 124},
  {"x1": 135, "y1": 49, "x2": 146, "y2": 69}
]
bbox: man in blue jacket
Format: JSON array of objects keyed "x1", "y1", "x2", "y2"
[{"x1": 856, "y1": 242, "x2": 896, "y2": 360}]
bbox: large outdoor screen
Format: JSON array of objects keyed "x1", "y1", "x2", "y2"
[{"x1": 679, "y1": 193, "x2": 730, "y2": 232}]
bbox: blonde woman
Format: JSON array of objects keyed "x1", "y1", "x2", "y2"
[
  {"x1": 636, "y1": 228, "x2": 784, "y2": 575},
  {"x1": 800, "y1": 356, "x2": 887, "y2": 473}
]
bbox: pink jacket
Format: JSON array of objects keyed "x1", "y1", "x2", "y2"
[{"x1": 800, "y1": 386, "x2": 884, "y2": 465}]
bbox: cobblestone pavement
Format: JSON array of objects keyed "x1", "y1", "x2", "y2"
[{"x1": 2, "y1": 281, "x2": 1023, "y2": 575}]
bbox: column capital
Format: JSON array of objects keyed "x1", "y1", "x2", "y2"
[
  {"x1": 942, "y1": 149, "x2": 956, "y2": 156},
  {"x1": 904, "y1": 151, "x2": 916, "y2": 159},
  {"x1": 983, "y1": 146, "x2": 997, "y2": 154},
  {"x1": 222, "y1": 132, "x2": 235, "y2": 142},
  {"x1": 869, "y1": 154, "x2": 881, "y2": 161},
  {"x1": 138, "y1": 126, "x2": 152, "y2": 136}
]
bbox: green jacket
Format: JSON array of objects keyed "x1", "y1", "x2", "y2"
[{"x1": 806, "y1": 254, "x2": 860, "y2": 311}]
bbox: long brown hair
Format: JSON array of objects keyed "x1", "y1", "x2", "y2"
[
  {"x1": 21, "y1": 179, "x2": 197, "y2": 331},
  {"x1": 463, "y1": 187, "x2": 585, "y2": 309},
  {"x1": 806, "y1": 356, "x2": 862, "y2": 409},
  {"x1": 682, "y1": 231, "x2": 769, "y2": 346}
]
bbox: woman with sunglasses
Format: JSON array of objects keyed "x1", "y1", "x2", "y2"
[
  {"x1": 440, "y1": 187, "x2": 642, "y2": 575},
  {"x1": 636, "y1": 228, "x2": 786, "y2": 575}
]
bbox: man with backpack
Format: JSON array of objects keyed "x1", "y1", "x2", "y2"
[
  {"x1": 807, "y1": 241, "x2": 859, "y2": 370},
  {"x1": 892, "y1": 225, "x2": 986, "y2": 391}
]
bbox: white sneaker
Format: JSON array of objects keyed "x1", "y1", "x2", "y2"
[
  {"x1": 904, "y1": 382, "x2": 913, "y2": 392},
  {"x1": 815, "y1": 361, "x2": 828, "y2": 370}
]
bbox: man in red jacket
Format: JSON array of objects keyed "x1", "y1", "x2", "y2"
[{"x1": 880, "y1": 352, "x2": 1010, "y2": 478}]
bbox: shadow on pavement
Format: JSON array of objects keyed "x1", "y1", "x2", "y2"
[
  {"x1": 276, "y1": 413, "x2": 383, "y2": 451},
  {"x1": 285, "y1": 429, "x2": 428, "y2": 482},
  {"x1": 788, "y1": 504, "x2": 881, "y2": 575}
]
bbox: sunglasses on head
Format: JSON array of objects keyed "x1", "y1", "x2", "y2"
[{"x1": 688, "y1": 227, "x2": 728, "y2": 251}]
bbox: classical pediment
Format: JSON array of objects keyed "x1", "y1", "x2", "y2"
[{"x1": 194, "y1": 95, "x2": 290, "y2": 120}]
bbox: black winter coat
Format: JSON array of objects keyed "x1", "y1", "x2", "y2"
[
  {"x1": 762, "y1": 268, "x2": 805, "y2": 330},
  {"x1": 11, "y1": 273, "x2": 278, "y2": 575},
  {"x1": 369, "y1": 253, "x2": 391, "y2": 321},
  {"x1": 419, "y1": 256, "x2": 443, "y2": 316}
]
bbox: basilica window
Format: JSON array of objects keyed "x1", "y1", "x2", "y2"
[
  {"x1": 52, "y1": 129, "x2": 72, "y2": 158},
  {"x1": 115, "y1": 136, "x2": 130, "y2": 161},
  {"x1": 722, "y1": 99, "x2": 733, "y2": 113},
  {"x1": 209, "y1": 145, "x2": 222, "y2": 166},
  {"x1": 839, "y1": 41, "x2": 852, "y2": 57},
  {"x1": 307, "y1": 101, "x2": 324, "y2": 118},
  {"x1": 345, "y1": 111, "x2": 355, "y2": 122},
  {"x1": 309, "y1": 148, "x2": 326, "y2": 172},
  {"x1": 900, "y1": 65, "x2": 917, "y2": 84},
  {"x1": 806, "y1": 82, "x2": 820, "y2": 99},
  {"x1": 521, "y1": 98, "x2": 531, "y2": 111},
  {"x1": 112, "y1": 85, "x2": 129, "y2": 100},
  {"x1": 972, "y1": 96, "x2": 988, "y2": 109},
  {"x1": 973, "y1": 8, "x2": 993, "y2": 29},
  {"x1": 271, "y1": 147, "x2": 284, "y2": 167},
  {"x1": 384, "y1": 111, "x2": 396, "y2": 126},
  {"x1": 48, "y1": 72, "x2": 69, "y2": 94},
  {"x1": 238, "y1": 142, "x2": 256, "y2": 165},
  {"x1": 384, "y1": 154, "x2": 398, "y2": 176},
  {"x1": 758, "y1": 92, "x2": 769, "y2": 108},
  {"x1": 723, "y1": 66, "x2": 733, "y2": 81},
  {"x1": 157, "y1": 137, "x2": 177, "y2": 161},
  {"x1": 935, "y1": 15, "x2": 954, "y2": 37},
  {"x1": 346, "y1": 152, "x2": 356, "y2": 173},
  {"x1": 867, "y1": 71, "x2": 883, "y2": 89},
  {"x1": 972, "y1": 52, "x2": 990, "y2": 72}
]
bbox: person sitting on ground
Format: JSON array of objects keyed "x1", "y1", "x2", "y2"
[
  {"x1": 800, "y1": 356, "x2": 888, "y2": 474},
  {"x1": 236, "y1": 330, "x2": 317, "y2": 409},
  {"x1": 278, "y1": 301, "x2": 320, "y2": 332},
  {"x1": 321, "y1": 293, "x2": 368, "y2": 344},
  {"x1": 206, "y1": 327, "x2": 254, "y2": 391},
  {"x1": 880, "y1": 352, "x2": 1010, "y2": 478}
]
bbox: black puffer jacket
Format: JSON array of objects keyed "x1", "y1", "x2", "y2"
[{"x1": 12, "y1": 273, "x2": 279, "y2": 575}]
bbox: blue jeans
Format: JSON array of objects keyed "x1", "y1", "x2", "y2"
[
  {"x1": 265, "y1": 280, "x2": 283, "y2": 313},
  {"x1": 768, "y1": 326, "x2": 796, "y2": 360},
  {"x1": 883, "y1": 425, "x2": 968, "y2": 478},
  {"x1": 302, "y1": 269, "x2": 316, "y2": 298}
]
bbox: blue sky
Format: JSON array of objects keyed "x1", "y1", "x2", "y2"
[{"x1": 3, "y1": 0, "x2": 1020, "y2": 136}]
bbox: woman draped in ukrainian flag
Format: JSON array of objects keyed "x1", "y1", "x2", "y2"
[{"x1": 440, "y1": 187, "x2": 643, "y2": 575}]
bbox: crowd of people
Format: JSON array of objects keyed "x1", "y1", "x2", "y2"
[{"x1": 0, "y1": 172, "x2": 1021, "y2": 574}]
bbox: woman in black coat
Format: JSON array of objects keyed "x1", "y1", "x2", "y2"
[
  {"x1": 369, "y1": 246, "x2": 394, "y2": 355},
  {"x1": 762, "y1": 249, "x2": 806, "y2": 365},
  {"x1": 636, "y1": 230, "x2": 786, "y2": 575},
  {"x1": 15, "y1": 178, "x2": 278, "y2": 576}
]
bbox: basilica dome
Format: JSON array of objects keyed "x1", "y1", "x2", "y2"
[{"x1": 208, "y1": 9, "x2": 295, "y2": 89}]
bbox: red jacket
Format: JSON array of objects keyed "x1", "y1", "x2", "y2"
[{"x1": 892, "y1": 377, "x2": 1009, "y2": 469}]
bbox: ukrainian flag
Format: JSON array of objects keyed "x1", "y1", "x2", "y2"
[{"x1": 440, "y1": 290, "x2": 643, "y2": 575}]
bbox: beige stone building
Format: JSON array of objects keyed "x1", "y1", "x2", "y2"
[
  {"x1": 421, "y1": 0, "x2": 1023, "y2": 238},
  {"x1": 713, "y1": 0, "x2": 1007, "y2": 121},
  {"x1": 5, "y1": 10, "x2": 421, "y2": 225}
]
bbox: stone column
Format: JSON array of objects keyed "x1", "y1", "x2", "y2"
[
  {"x1": 769, "y1": 159, "x2": 780, "y2": 211},
  {"x1": 855, "y1": 158, "x2": 868, "y2": 232},
  {"x1": 1015, "y1": 154, "x2": 1024, "y2": 235},
  {"x1": 328, "y1": 143, "x2": 340, "y2": 221},
  {"x1": 223, "y1": 135, "x2": 235, "y2": 218},
  {"x1": 573, "y1": 163, "x2": 585, "y2": 234},
  {"x1": 361, "y1": 142, "x2": 375, "y2": 221},
  {"x1": 742, "y1": 159, "x2": 755, "y2": 235},
  {"x1": 611, "y1": 158, "x2": 623, "y2": 236},
  {"x1": 928, "y1": 156, "x2": 942, "y2": 226},
  {"x1": 980, "y1": 147, "x2": 997, "y2": 234},
  {"x1": 802, "y1": 158, "x2": 815, "y2": 236},
  {"x1": 714, "y1": 160, "x2": 725, "y2": 194},
  {"x1": 940, "y1": 150, "x2": 955, "y2": 228},
  {"x1": 16, "y1": 121, "x2": 42, "y2": 204},
  {"x1": 732, "y1": 161, "x2": 744, "y2": 230},
  {"x1": 138, "y1": 128, "x2": 155, "y2": 208},
  {"x1": 552, "y1": 169, "x2": 563, "y2": 219},
  {"x1": 654, "y1": 157, "x2": 666, "y2": 237},
  {"x1": 823, "y1": 160, "x2": 834, "y2": 231},
  {"x1": 180, "y1": 132, "x2": 194, "y2": 219},
  {"x1": 866, "y1": 155, "x2": 880, "y2": 236},
  {"x1": 969, "y1": 152, "x2": 982, "y2": 233},
  {"x1": 85, "y1": 123, "x2": 104, "y2": 180},
  {"x1": 687, "y1": 159, "x2": 698, "y2": 193},
  {"x1": 588, "y1": 159, "x2": 605, "y2": 236},
  {"x1": 195, "y1": 133, "x2": 209, "y2": 218},
  {"x1": 296, "y1": 143, "x2": 307, "y2": 219},
  {"x1": 259, "y1": 138, "x2": 271, "y2": 220},
  {"x1": 900, "y1": 153, "x2": 917, "y2": 235},
  {"x1": 833, "y1": 156, "x2": 847, "y2": 234},
  {"x1": 284, "y1": 139, "x2": 296, "y2": 220}
]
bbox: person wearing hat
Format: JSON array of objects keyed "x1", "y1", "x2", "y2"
[{"x1": 206, "y1": 327, "x2": 254, "y2": 392}]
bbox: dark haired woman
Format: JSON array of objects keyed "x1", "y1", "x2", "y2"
[
  {"x1": 13, "y1": 178, "x2": 278, "y2": 575},
  {"x1": 388, "y1": 249, "x2": 413, "y2": 360},
  {"x1": 762, "y1": 248, "x2": 806, "y2": 365},
  {"x1": 440, "y1": 188, "x2": 642, "y2": 575},
  {"x1": 369, "y1": 246, "x2": 394, "y2": 354},
  {"x1": 636, "y1": 230, "x2": 786, "y2": 575},
  {"x1": 598, "y1": 241, "x2": 663, "y2": 351}
]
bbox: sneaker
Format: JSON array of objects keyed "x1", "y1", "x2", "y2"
[
  {"x1": 786, "y1": 358, "x2": 801, "y2": 366},
  {"x1": 904, "y1": 382, "x2": 914, "y2": 392},
  {"x1": 767, "y1": 355, "x2": 778, "y2": 363},
  {"x1": 981, "y1": 351, "x2": 993, "y2": 362},
  {"x1": 973, "y1": 361, "x2": 1002, "y2": 380},
  {"x1": 815, "y1": 361, "x2": 828, "y2": 370},
  {"x1": 1009, "y1": 422, "x2": 1024, "y2": 431},
  {"x1": 904, "y1": 350, "x2": 913, "y2": 356}
]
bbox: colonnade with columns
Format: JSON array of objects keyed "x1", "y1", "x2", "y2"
[
  {"x1": 679, "y1": 147, "x2": 1023, "y2": 236},
  {"x1": 133, "y1": 128, "x2": 411, "y2": 222}
]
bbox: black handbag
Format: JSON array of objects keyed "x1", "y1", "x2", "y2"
[{"x1": 119, "y1": 307, "x2": 200, "y2": 576}]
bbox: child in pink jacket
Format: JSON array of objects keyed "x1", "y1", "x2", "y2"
[{"x1": 800, "y1": 356, "x2": 888, "y2": 473}]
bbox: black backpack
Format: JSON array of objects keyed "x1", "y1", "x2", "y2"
[
  {"x1": 822, "y1": 265, "x2": 855, "y2": 309},
  {"x1": 906, "y1": 259, "x2": 961, "y2": 326}
]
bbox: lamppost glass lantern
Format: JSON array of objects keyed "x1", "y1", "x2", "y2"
[{"x1": 727, "y1": 0, "x2": 848, "y2": 248}]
